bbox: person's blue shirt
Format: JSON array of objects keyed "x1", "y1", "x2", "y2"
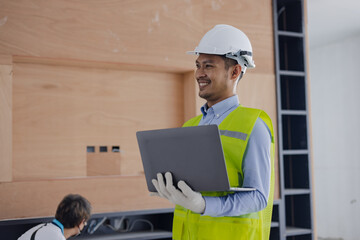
[{"x1": 199, "y1": 95, "x2": 272, "y2": 216}]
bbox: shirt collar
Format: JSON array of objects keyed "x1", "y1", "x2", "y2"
[
  {"x1": 52, "y1": 219, "x2": 65, "y2": 235},
  {"x1": 200, "y1": 95, "x2": 239, "y2": 117}
]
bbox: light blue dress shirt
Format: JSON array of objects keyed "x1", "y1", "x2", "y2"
[{"x1": 199, "y1": 95, "x2": 272, "y2": 217}]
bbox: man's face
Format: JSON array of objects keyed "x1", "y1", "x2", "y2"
[{"x1": 195, "y1": 54, "x2": 235, "y2": 107}]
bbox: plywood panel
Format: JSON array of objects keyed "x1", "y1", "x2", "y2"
[
  {"x1": 183, "y1": 71, "x2": 197, "y2": 121},
  {"x1": 0, "y1": 0, "x2": 203, "y2": 71},
  {"x1": 0, "y1": 176, "x2": 173, "y2": 220},
  {"x1": 12, "y1": 55, "x2": 188, "y2": 74},
  {"x1": 238, "y1": 73, "x2": 277, "y2": 120},
  {"x1": 12, "y1": 63, "x2": 184, "y2": 180},
  {"x1": 183, "y1": 70, "x2": 206, "y2": 121},
  {"x1": 0, "y1": 64, "x2": 12, "y2": 182},
  {"x1": 0, "y1": 1, "x2": 274, "y2": 73},
  {"x1": 0, "y1": 0, "x2": 280, "y2": 219},
  {"x1": 0, "y1": 54, "x2": 12, "y2": 65},
  {"x1": 87, "y1": 150, "x2": 122, "y2": 176}
]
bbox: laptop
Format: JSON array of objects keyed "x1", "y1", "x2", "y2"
[{"x1": 136, "y1": 125, "x2": 255, "y2": 192}]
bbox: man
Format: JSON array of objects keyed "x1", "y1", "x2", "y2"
[
  {"x1": 18, "y1": 194, "x2": 92, "y2": 240},
  {"x1": 152, "y1": 24, "x2": 275, "y2": 239}
]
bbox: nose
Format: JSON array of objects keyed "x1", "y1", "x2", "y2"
[{"x1": 195, "y1": 67, "x2": 206, "y2": 80}]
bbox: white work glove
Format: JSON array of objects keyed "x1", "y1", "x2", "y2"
[{"x1": 152, "y1": 172, "x2": 205, "y2": 214}]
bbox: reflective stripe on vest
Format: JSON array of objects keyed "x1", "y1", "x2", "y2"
[
  {"x1": 173, "y1": 106, "x2": 275, "y2": 240},
  {"x1": 219, "y1": 130, "x2": 247, "y2": 141}
]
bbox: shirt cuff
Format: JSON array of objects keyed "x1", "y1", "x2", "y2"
[{"x1": 202, "y1": 196, "x2": 222, "y2": 216}]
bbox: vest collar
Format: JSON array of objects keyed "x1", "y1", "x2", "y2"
[{"x1": 52, "y1": 219, "x2": 65, "y2": 235}]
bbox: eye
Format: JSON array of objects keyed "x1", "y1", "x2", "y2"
[
  {"x1": 195, "y1": 63, "x2": 200, "y2": 69},
  {"x1": 205, "y1": 64, "x2": 213, "y2": 69}
]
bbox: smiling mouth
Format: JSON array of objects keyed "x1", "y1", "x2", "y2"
[{"x1": 198, "y1": 80, "x2": 211, "y2": 89}]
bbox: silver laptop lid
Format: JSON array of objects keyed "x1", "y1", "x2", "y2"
[{"x1": 136, "y1": 125, "x2": 232, "y2": 192}]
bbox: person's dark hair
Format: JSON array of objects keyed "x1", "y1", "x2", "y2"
[
  {"x1": 55, "y1": 194, "x2": 92, "y2": 228},
  {"x1": 221, "y1": 55, "x2": 244, "y2": 81},
  {"x1": 221, "y1": 55, "x2": 237, "y2": 70}
]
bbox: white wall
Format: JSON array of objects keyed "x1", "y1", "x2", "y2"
[{"x1": 309, "y1": 33, "x2": 360, "y2": 240}]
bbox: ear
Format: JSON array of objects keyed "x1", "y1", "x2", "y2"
[
  {"x1": 230, "y1": 64, "x2": 242, "y2": 81},
  {"x1": 79, "y1": 219, "x2": 86, "y2": 228}
]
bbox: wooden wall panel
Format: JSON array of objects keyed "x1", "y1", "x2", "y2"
[
  {"x1": 0, "y1": 0, "x2": 203, "y2": 71},
  {"x1": 87, "y1": 150, "x2": 122, "y2": 176},
  {"x1": 183, "y1": 71, "x2": 197, "y2": 121},
  {"x1": 0, "y1": 54, "x2": 12, "y2": 65},
  {"x1": 0, "y1": 0, "x2": 274, "y2": 73},
  {"x1": 12, "y1": 63, "x2": 184, "y2": 180},
  {"x1": 0, "y1": 62, "x2": 12, "y2": 182},
  {"x1": 183, "y1": 70, "x2": 206, "y2": 121},
  {"x1": 0, "y1": 176, "x2": 173, "y2": 219},
  {"x1": 0, "y1": 0, "x2": 279, "y2": 219}
]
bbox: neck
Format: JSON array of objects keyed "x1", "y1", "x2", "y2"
[{"x1": 64, "y1": 227, "x2": 79, "y2": 239}]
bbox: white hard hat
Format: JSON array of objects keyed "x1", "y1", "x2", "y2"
[{"x1": 187, "y1": 24, "x2": 255, "y2": 73}]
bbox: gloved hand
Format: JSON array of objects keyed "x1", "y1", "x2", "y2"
[{"x1": 152, "y1": 172, "x2": 205, "y2": 214}]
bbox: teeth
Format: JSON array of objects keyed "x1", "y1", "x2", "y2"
[{"x1": 199, "y1": 82, "x2": 209, "y2": 87}]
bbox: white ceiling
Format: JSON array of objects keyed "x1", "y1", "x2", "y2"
[{"x1": 307, "y1": 0, "x2": 360, "y2": 48}]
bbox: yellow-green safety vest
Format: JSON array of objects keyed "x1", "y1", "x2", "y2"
[{"x1": 172, "y1": 106, "x2": 275, "y2": 240}]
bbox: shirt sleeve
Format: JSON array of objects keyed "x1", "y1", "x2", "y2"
[{"x1": 202, "y1": 118, "x2": 272, "y2": 217}]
